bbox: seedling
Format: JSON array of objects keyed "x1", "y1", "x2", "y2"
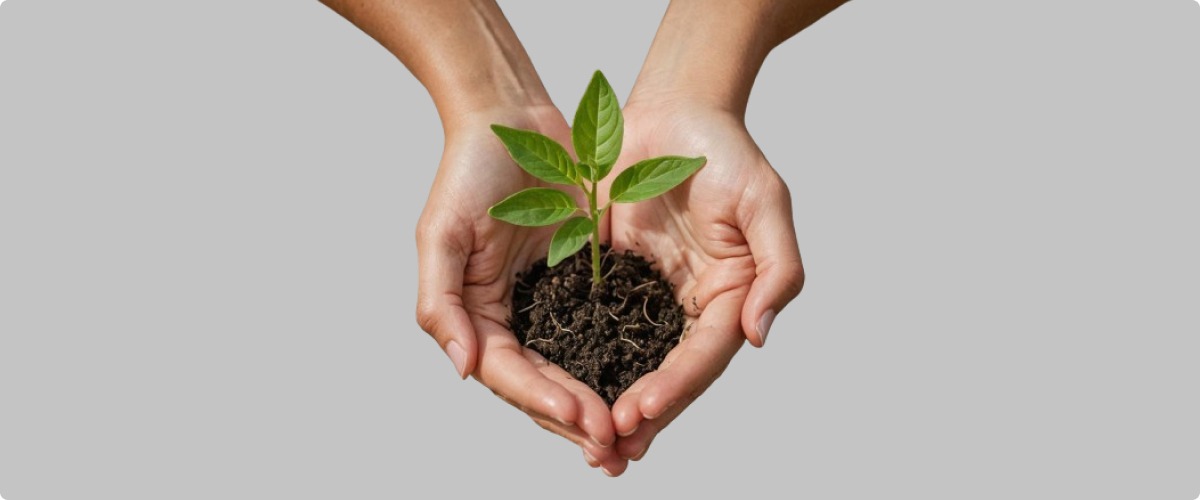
[{"x1": 487, "y1": 70, "x2": 706, "y2": 286}]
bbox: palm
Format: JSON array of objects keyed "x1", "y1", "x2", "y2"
[
  {"x1": 610, "y1": 110, "x2": 760, "y2": 319},
  {"x1": 604, "y1": 105, "x2": 801, "y2": 459}
]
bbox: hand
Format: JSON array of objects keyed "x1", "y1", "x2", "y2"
[
  {"x1": 415, "y1": 105, "x2": 628, "y2": 476},
  {"x1": 605, "y1": 101, "x2": 806, "y2": 461}
]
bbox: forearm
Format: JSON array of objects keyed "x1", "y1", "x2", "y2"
[
  {"x1": 629, "y1": 0, "x2": 850, "y2": 116},
  {"x1": 319, "y1": 0, "x2": 552, "y2": 128}
]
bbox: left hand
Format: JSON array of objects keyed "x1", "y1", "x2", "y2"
[
  {"x1": 416, "y1": 105, "x2": 627, "y2": 476},
  {"x1": 604, "y1": 101, "x2": 806, "y2": 461}
]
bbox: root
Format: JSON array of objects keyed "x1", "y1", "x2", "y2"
[
  {"x1": 517, "y1": 300, "x2": 542, "y2": 314},
  {"x1": 678, "y1": 322, "x2": 693, "y2": 343},
  {"x1": 617, "y1": 281, "x2": 658, "y2": 311},
  {"x1": 600, "y1": 245, "x2": 614, "y2": 270},
  {"x1": 602, "y1": 260, "x2": 620, "y2": 281},
  {"x1": 629, "y1": 281, "x2": 657, "y2": 294},
  {"x1": 642, "y1": 295, "x2": 664, "y2": 327},
  {"x1": 550, "y1": 312, "x2": 574, "y2": 334},
  {"x1": 524, "y1": 311, "x2": 573, "y2": 346},
  {"x1": 618, "y1": 327, "x2": 644, "y2": 351}
]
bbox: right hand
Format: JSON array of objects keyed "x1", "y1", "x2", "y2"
[{"x1": 415, "y1": 105, "x2": 628, "y2": 476}]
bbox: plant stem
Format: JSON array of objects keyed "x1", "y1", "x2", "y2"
[{"x1": 588, "y1": 179, "x2": 603, "y2": 287}]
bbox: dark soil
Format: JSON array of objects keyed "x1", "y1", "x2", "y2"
[{"x1": 510, "y1": 243, "x2": 685, "y2": 406}]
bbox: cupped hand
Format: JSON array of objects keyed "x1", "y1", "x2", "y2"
[
  {"x1": 415, "y1": 105, "x2": 627, "y2": 476},
  {"x1": 605, "y1": 102, "x2": 806, "y2": 462}
]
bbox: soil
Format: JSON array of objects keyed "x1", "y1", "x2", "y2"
[{"x1": 510, "y1": 243, "x2": 685, "y2": 406}]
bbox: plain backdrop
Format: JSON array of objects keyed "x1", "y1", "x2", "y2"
[{"x1": 1, "y1": 1, "x2": 1198, "y2": 499}]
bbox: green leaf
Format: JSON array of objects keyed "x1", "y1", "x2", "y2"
[
  {"x1": 572, "y1": 70, "x2": 623, "y2": 180},
  {"x1": 547, "y1": 216, "x2": 595, "y2": 267},
  {"x1": 609, "y1": 156, "x2": 707, "y2": 203},
  {"x1": 491, "y1": 125, "x2": 578, "y2": 185},
  {"x1": 577, "y1": 162, "x2": 593, "y2": 182},
  {"x1": 488, "y1": 188, "x2": 579, "y2": 226}
]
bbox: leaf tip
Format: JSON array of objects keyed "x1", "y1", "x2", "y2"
[{"x1": 590, "y1": 70, "x2": 612, "y2": 89}]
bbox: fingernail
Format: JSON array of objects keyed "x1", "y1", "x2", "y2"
[
  {"x1": 582, "y1": 449, "x2": 599, "y2": 467},
  {"x1": 446, "y1": 340, "x2": 467, "y2": 378},
  {"x1": 632, "y1": 447, "x2": 647, "y2": 461},
  {"x1": 618, "y1": 425, "x2": 638, "y2": 438},
  {"x1": 757, "y1": 309, "x2": 776, "y2": 346},
  {"x1": 601, "y1": 466, "x2": 616, "y2": 477}
]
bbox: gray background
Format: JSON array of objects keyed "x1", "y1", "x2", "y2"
[{"x1": 1, "y1": 0, "x2": 1198, "y2": 498}]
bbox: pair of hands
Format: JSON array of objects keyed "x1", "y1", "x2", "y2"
[{"x1": 415, "y1": 97, "x2": 805, "y2": 476}]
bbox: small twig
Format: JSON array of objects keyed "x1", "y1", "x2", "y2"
[
  {"x1": 517, "y1": 300, "x2": 542, "y2": 314},
  {"x1": 642, "y1": 295, "x2": 664, "y2": 327}
]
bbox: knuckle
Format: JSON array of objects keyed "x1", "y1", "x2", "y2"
[
  {"x1": 414, "y1": 298, "x2": 440, "y2": 334},
  {"x1": 415, "y1": 216, "x2": 436, "y2": 243},
  {"x1": 783, "y1": 261, "x2": 806, "y2": 298}
]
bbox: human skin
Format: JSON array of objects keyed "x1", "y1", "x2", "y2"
[
  {"x1": 318, "y1": 0, "x2": 628, "y2": 476},
  {"x1": 606, "y1": 0, "x2": 850, "y2": 462},
  {"x1": 318, "y1": 0, "x2": 849, "y2": 476}
]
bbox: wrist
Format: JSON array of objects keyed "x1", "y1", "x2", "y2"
[
  {"x1": 441, "y1": 102, "x2": 565, "y2": 141},
  {"x1": 433, "y1": 78, "x2": 554, "y2": 133},
  {"x1": 627, "y1": 1, "x2": 775, "y2": 118}
]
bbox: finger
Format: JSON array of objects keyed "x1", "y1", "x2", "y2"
[
  {"x1": 615, "y1": 410, "x2": 667, "y2": 461},
  {"x1": 523, "y1": 349, "x2": 616, "y2": 448},
  {"x1": 611, "y1": 371, "x2": 658, "y2": 438},
  {"x1": 415, "y1": 218, "x2": 478, "y2": 378},
  {"x1": 473, "y1": 325, "x2": 580, "y2": 427},
  {"x1": 612, "y1": 291, "x2": 745, "y2": 459},
  {"x1": 740, "y1": 172, "x2": 805, "y2": 347},
  {"x1": 529, "y1": 415, "x2": 628, "y2": 476},
  {"x1": 639, "y1": 292, "x2": 744, "y2": 420}
]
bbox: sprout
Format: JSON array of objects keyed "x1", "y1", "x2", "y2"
[{"x1": 488, "y1": 70, "x2": 706, "y2": 286}]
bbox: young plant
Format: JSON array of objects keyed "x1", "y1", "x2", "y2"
[{"x1": 487, "y1": 70, "x2": 706, "y2": 286}]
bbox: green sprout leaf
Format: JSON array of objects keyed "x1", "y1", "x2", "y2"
[
  {"x1": 491, "y1": 125, "x2": 578, "y2": 185},
  {"x1": 485, "y1": 70, "x2": 707, "y2": 287},
  {"x1": 610, "y1": 156, "x2": 708, "y2": 203},
  {"x1": 547, "y1": 216, "x2": 595, "y2": 267},
  {"x1": 572, "y1": 70, "x2": 623, "y2": 181},
  {"x1": 577, "y1": 162, "x2": 593, "y2": 182},
  {"x1": 488, "y1": 188, "x2": 579, "y2": 226}
]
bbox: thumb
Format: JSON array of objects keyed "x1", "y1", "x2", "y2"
[
  {"x1": 415, "y1": 220, "x2": 478, "y2": 378},
  {"x1": 740, "y1": 173, "x2": 806, "y2": 347}
]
